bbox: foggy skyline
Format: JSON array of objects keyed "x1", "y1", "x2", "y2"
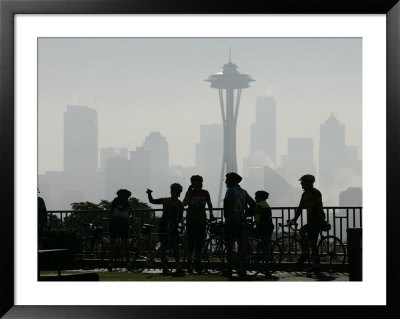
[{"x1": 38, "y1": 37, "x2": 362, "y2": 177}]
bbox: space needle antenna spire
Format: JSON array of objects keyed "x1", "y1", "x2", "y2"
[{"x1": 205, "y1": 52, "x2": 255, "y2": 206}]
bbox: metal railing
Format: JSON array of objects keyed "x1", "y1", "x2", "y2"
[{"x1": 47, "y1": 206, "x2": 362, "y2": 246}]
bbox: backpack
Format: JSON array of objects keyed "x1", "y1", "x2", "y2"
[
  {"x1": 310, "y1": 189, "x2": 327, "y2": 224},
  {"x1": 112, "y1": 199, "x2": 131, "y2": 218}
]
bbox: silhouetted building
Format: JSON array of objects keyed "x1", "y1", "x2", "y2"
[
  {"x1": 243, "y1": 150, "x2": 275, "y2": 177},
  {"x1": 319, "y1": 114, "x2": 362, "y2": 205},
  {"x1": 64, "y1": 105, "x2": 98, "y2": 172},
  {"x1": 100, "y1": 147, "x2": 128, "y2": 170},
  {"x1": 142, "y1": 131, "x2": 170, "y2": 193},
  {"x1": 281, "y1": 138, "x2": 316, "y2": 185},
  {"x1": 104, "y1": 156, "x2": 130, "y2": 200},
  {"x1": 129, "y1": 147, "x2": 151, "y2": 200},
  {"x1": 38, "y1": 169, "x2": 104, "y2": 210},
  {"x1": 251, "y1": 96, "x2": 276, "y2": 164},
  {"x1": 165, "y1": 165, "x2": 186, "y2": 196},
  {"x1": 263, "y1": 165, "x2": 299, "y2": 207},
  {"x1": 243, "y1": 96, "x2": 278, "y2": 197},
  {"x1": 195, "y1": 124, "x2": 223, "y2": 205},
  {"x1": 39, "y1": 105, "x2": 102, "y2": 210},
  {"x1": 38, "y1": 171, "x2": 64, "y2": 210},
  {"x1": 243, "y1": 166, "x2": 266, "y2": 196}
]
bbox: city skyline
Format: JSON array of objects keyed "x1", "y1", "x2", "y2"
[
  {"x1": 39, "y1": 100, "x2": 361, "y2": 210},
  {"x1": 38, "y1": 38, "x2": 362, "y2": 177}
]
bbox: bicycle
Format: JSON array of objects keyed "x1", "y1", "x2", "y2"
[
  {"x1": 277, "y1": 222, "x2": 346, "y2": 265},
  {"x1": 130, "y1": 223, "x2": 187, "y2": 274},
  {"x1": 80, "y1": 222, "x2": 111, "y2": 262},
  {"x1": 202, "y1": 218, "x2": 282, "y2": 277},
  {"x1": 201, "y1": 219, "x2": 226, "y2": 274},
  {"x1": 78, "y1": 222, "x2": 132, "y2": 271},
  {"x1": 244, "y1": 220, "x2": 283, "y2": 277}
]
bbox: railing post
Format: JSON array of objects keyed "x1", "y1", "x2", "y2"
[{"x1": 347, "y1": 228, "x2": 362, "y2": 281}]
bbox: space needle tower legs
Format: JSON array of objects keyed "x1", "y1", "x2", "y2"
[{"x1": 206, "y1": 56, "x2": 254, "y2": 205}]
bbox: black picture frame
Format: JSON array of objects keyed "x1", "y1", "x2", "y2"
[{"x1": 1, "y1": 0, "x2": 399, "y2": 318}]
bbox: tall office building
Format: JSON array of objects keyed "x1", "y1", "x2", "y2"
[
  {"x1": 281, "y1": 138, "x2": 315, "y2": 185},
  {"x1": 243, "y1": 96, "x2": 277, "y2": 192},
  {"x1": 250, "y1": 96, "x2": 276, "y2": 164},
  {"x1": 319, "y1": 114, "x2": 361, "y2": 204},
  {"x1": 129, "y1": 147, "x2": 151, "y2": 198},
  {"x1": 100, "y1": 147, "x2": 128, "y2": 170},
  {"x1": 195, "y1": 124, "x2": 223, "y2": 206},
  {"x1": 64, "y1": 105, "x2": 98, "y2": 172},
  {"x1": 104, "y1": 156, "x2": 130, "y2": 200},
  {"x1": 142, "y1": 131, "x2": 169, "y2": 193}
]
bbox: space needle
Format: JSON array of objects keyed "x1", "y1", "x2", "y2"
[{"x1": 205, "y1": 51, "x2": 255, "y2": 204}]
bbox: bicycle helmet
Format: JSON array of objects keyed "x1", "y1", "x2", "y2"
[
  {"x1": 225, "y1": 172, "x2": 242, "y2": 184},
  {"x1": 116, "y1": 189, "x2": 132, "y2": 197},
  {"x1": 170, "y1": 183, "x2": 183, "y2": 192},
  {"x1": 299, "y1": 174, "x2": 315, "y2": 183},
  {"x1": 190, "y1": 175, "x2": 203, "y2": 182},
  {"x1": 255, "y1": 190, "x2": 269, "y2": 200}
]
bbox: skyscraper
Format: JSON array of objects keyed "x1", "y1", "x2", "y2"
[
  {"x1": 281, "y1": 138, "x2": 315, "y2": 185},
  {"x1": 319, "y1": 114, "x2": 361, "y2": 204},
  {"x1": 142, "y1": 131, "x2": 169, "y2": 193},
  {"x1": 251, "y1": 96, "x2": 276, "y2": 164},
  {"x1": 104, "y1": 156, "x2": 130, "y2": 200},
  {"x1": 100, "y1": 147, "x2": 128, "y2": 170},
  {"x1": 129, "y1": 146, "x2": 151, "y2": 198},
  {"x1": 195, "y1": 124, "x2": 223, "y2": 206},
  {"x1": 64, "y1": 105, "x2": 98, "y2": 172}
]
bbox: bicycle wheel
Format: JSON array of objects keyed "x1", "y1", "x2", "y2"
[
  {"x1": 269, "y1": 240, "x2": 283, "y2": 265},
  {"x1": 100, "y1": 233, "x2": 111, "y2": 262},
  {"x1": 203, "y1": 237, "x2": 226, "y2": 273},
  {"x1": 78, "y1": 237, "x2": 100, "y2": 268},
  {"x1": 277, "y1": 236, "x2": 303, "y2": 263},
  {"x1": 317, "y1": 236, "x2": 346, "y2": 265},
  {"x1": 246, "y1": 237, "x2": 261, "y2": 277},
  {"x1": 177, "y1": 240, "x2": 187, "y2": 270},
  {"x1": 161, "y1": 241, "x2": 183, "y2": 272},
  {"x1": 128, "y1": 237, "x2": 145, "y2": 273}
]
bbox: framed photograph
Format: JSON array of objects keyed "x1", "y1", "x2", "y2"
[{"x1": 1, "y1": 0, "x2": 399, "y2": 317}]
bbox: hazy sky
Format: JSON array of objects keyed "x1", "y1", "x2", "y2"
[{"x1": 38, "y1": 37, "x2": 362, "y2": 175}]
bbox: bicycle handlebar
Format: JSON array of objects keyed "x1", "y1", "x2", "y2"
[{"x1": 278, "y1": 222, "x2": 298, "y2": 228}]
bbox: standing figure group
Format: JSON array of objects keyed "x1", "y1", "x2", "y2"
[{"x1": 107, "y1": 171, "x2": 326, "y2": 276}]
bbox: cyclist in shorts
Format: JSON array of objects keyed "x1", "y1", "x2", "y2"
[
  {"x1": 108, "y1": 188, "x2": 133, "y2": 272},
  {"x1": 146, "y1": 183, "x2": 184, "y2": 275},
  {"x1": 247, "y1": 190, "x2": 274, "y2": 258},
  {"x1": 223, "y1": 172, "x2": 255, "y2": 278},
  {"x1": 183, "y1": 175, "x2": 214, "y2": 273},
  {"x1": 289, "y1": 174, "x2": 326, "y2": 272}
]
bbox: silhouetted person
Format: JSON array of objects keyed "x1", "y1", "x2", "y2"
[
  {"x1": 108, "y1": 189, "x2": 133, "y2": 272},
  {"x1": 38, "y1": 189, "x2": 47, "y2": 235},
  {"x1": 223, "y1": 172, "x2": 255, "y2": 278},
  {"x1": 247, "y1": 190, "x2": 274, "y2": 260},
  {"x1": 289, "y1": 174, "x2": 326, "y2": 272},
  {"x1": 183, "y1": 175, "x2": 214, "y2": 273},
  {"x1": 146, "y1": 183, "x2": 184, "y2": 275}
]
